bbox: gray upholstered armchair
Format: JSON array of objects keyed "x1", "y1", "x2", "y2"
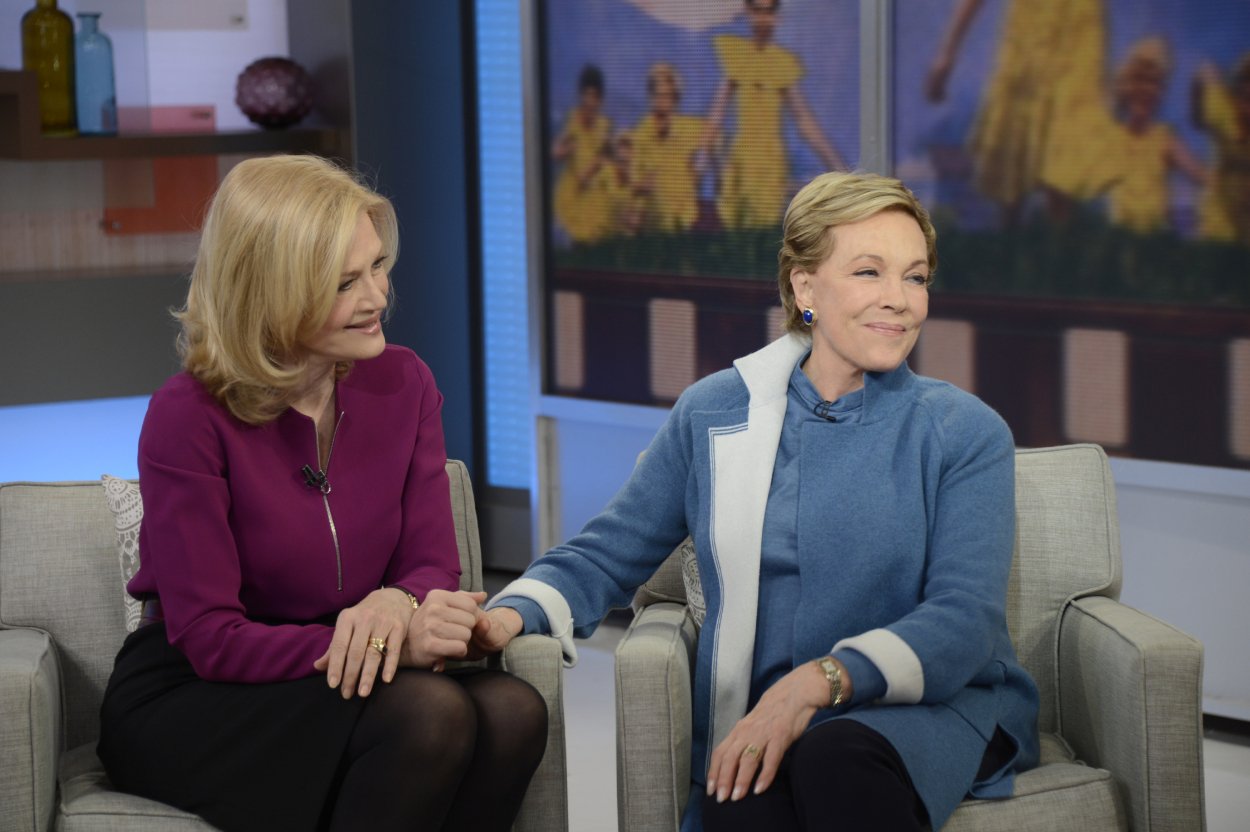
[
  {"x1": 0, "y1": 460, "x2": 568, "y2": 832},
  {"x1": 616, "y1": 444, "x2": 1205, "y2": 831}
]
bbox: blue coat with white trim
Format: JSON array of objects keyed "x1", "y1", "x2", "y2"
[{"x1": 494, "y1": 334, "x2": 1040, "y2": 829}]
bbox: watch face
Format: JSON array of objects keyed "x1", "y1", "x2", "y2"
[{"x1": 819, "y1": 657, "x2": 843, "y2": 706}]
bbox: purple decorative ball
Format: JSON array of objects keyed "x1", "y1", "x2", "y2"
[{"x1": 235, "y1": 57, "x2": 314, "y2": 129}]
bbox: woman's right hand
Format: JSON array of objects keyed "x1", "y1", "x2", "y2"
[
  {"x1": 314, "y1": 586, "x2": 416, "y2": 699},
  {"x1": 466, "y1": 606, "x2": 524, "y2": 659},
  {"x1": 401, "y1": 589, "x2": 487, "y2": 671}
]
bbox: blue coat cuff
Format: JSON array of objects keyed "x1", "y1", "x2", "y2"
[
  {"x1": 493, "y1": 596, "x2": 550, "y2": 636},
  {"x1": 833, "y1": 647, "x2": 887, "y2": 705}
]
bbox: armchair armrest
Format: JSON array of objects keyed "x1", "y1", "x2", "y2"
[
  {"x1": 497, "y1": 634, "x2": 569, "y2": 832},
  {"x1": 1057, "y1": 596, "x2": 1205, "y2": 832},
  {"x1": 0, "y1": 628, "x2": 63, "y2": 832},
  {"x1": 614, "y1": 601, "x2": 698, "y2": 832}
]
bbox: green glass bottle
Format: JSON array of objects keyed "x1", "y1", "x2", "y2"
[{"x1": 21, "y1": 0, "x2": 77, "y2": 136}]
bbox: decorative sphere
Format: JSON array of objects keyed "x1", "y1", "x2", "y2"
[{"x1": 235, "y1": 57, "x2": 314, "y2": 129}]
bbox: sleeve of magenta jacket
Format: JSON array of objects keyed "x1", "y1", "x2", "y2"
[
  {"x1": 135, "y1": 387, "x2": 337, "y2": 683},
  {"x1": 381, "y1": 353, "x2": 461, "y2": 600}
]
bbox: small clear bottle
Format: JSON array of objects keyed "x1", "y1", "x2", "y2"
[{"x1": 75, "y1": 12, "x2": 117, "y2": 135}]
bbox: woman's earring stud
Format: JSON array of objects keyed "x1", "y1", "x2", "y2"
[{"x1": 802, "y1": 308, "x2": 816, "y2": 326}]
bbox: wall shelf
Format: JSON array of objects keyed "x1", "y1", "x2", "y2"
[{"x1": 0, "y1": 70, "x2": 348, "y2": 161}]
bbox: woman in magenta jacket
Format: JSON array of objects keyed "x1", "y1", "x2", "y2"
[{"x1": 97, "y1": 155, "x2": 545, "y2": 831}]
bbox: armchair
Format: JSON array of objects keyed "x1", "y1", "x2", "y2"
[
  {"x1": 615, "y1": 444, "x2": 1204, "y2": 831},
  {"x1": 0, "y1": 460, "x2": 567, "y2": 832}
]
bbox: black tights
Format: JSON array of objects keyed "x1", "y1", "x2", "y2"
[
  {"x1": 702, "y1": 719, "x2": 928, "y2": 832},
  {"x1": 326, "y1": 667, "x2": 547, "y2": 832}
]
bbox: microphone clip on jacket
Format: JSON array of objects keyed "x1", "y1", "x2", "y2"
[{"x1": 300, "y1": 464, "x2": 331, "y2": 494}]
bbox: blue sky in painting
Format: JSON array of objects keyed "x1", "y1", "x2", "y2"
[{"x1": 543, "y1": 0, "x2": 862, "y2": 180}]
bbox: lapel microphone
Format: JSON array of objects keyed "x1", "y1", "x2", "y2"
[
  {"x1": 300, "y1": 464, "x2": 330, "y2": 492},
  {"x1": 813, "y1": 401, "x2": 837, "y2": 422}
]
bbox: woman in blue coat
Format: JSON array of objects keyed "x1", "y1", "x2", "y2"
[{"x1": 479, "y1": 171, "x2": 1040, "y2": 831}]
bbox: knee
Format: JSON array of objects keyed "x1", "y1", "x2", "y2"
[
  {"x1": 508, "y1": 679, "x2": 548, "y2": 748},
  {"x1": 505, "y1": 679, "x2": 549, "y2": 752},
  {"x1": 476, "y1": 675, "x2": 549, "y2": 766},
  {"x1": 792, "y1": 720, "x2": 909, "y2": 797},
  {"x1": 389, "y1": 677, "x2": 478, "y2": 765}
]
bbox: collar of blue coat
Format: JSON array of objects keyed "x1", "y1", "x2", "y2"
[
  {"x1": 701, "y1": 333, "x2": 917, "y2": 759},
  {"x1": 733, "y1": 332, "x2": 917, "y2": 423}
]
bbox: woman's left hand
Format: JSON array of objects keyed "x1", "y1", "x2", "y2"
[
  {"x1": 313, "y1": 587, "x2": 416, "y2": 699},
  {"x1": 705, "y1": 660, "x2": 831, "y2": 803}
]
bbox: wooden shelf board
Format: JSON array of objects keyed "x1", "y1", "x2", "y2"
[{"x1": 0, "y1": 70, "x2": 348, "y2": 161}]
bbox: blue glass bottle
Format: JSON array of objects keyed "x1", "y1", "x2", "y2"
[{"x1": 75, "y1": 12, "x2": 117, "y2": 135}]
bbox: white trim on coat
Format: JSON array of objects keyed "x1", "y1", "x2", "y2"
[
  {"x1": 488, "y1": 577, "x2": 578, "y2": 666},
  {"x1": 833, "y1": 628, "x2": 925, "y2": 703}
]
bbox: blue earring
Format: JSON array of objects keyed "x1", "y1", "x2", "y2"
[{"x1": 802, "y1": 308, "x2": 815, "y2": 326}]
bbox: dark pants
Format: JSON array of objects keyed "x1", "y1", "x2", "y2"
[{"x1": 702, "y1": 718, "x2": 1013, "y2": 831}]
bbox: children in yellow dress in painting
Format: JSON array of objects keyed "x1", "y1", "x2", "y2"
[
  {"x1": 553, "y1": 65, "x2": 614, "y2": 243},
  {"x1": 629, "y1": 63, "x2": 706, "y2": 233},
  {"x1": 928, "y1": 0, "x2": 1119, "y2": 223},
  {"x1": 706, "y1": 0, "x2": 844, "y2": 230},
  {"x1": 1106, "y1": 38, "x2": 1207, "y2": 234},
  {"x1": 1193, "y1": 54, "x2": 1250, "y2": 246}
]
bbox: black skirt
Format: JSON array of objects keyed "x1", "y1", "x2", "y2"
[{"x1": 98, "y1": 622, "x2": 368, "y2": 832}]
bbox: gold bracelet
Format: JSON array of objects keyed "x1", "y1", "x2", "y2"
[
  {"x1": 816, "y1": 656, "x2": 845, "y2": 708},
  {"x1": 392, "y1": 587, "x2": 420, "y2": 610}
]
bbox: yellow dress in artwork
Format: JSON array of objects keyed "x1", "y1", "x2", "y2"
[
  {"x1": 714, "y1": 34, "x2": 803, "y2": 229},
  {"x1": 630, "y1": 113, "x2": 704, "y2": 232},
  {"x1": 967, "y1": 0, "x2": 1119, "y2": 206},
  {"x1": 1107, "y1": 123, "x2": 1173, "y2": 234},
  {"x1": 1196, "y1": 80, "x2": 1250, "y2": 244},
  {"x1": 553, "y1": 112, "x2": 614, "y2": 243}
]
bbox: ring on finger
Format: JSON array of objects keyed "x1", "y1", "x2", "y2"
[
  {"x1": 742, "y1": 744, "x2": 761, "y2": 759},
  {"x1": 368, "y1": 636, "x2": 388, "y2": 656}
]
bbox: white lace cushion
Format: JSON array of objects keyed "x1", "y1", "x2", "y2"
[{"x1": 101, "y1": 475, "x2": 144, "y2": 632}]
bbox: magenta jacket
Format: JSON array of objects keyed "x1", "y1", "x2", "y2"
[{"x1": 127, "y1": 345, "x2": 461, "y2": 683}]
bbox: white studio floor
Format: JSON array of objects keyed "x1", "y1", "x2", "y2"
[{"x1": 556, "y1": 615, "x2": 1250, "y2": 832}]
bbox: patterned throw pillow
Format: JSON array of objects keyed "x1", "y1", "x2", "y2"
[
  {"x1": 678, "y1": 538, "x2": 706, "y2": 628},
  {"x1": 100, "y1": 475, "x2": 143, "y2": 632}
]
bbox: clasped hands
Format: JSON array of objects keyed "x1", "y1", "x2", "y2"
[{"x1": 312, "y1": 588, "x2": 525, "y2": 699}]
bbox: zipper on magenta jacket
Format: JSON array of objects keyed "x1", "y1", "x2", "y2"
[{"x1": 310, "y1": 413, "x2": 345, "y2": 592}]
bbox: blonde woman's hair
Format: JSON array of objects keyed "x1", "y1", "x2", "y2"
[
  {"x1": 177, "y1": 154, "x2": 398, "y2": 424},
  {"x1": 1115, "y1": 36, "x2": 1172, "y2": 92},
  {"x1": 777, "y1": 171, "x2": 936, "y2": 333}
]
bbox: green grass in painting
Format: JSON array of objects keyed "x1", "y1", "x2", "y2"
[{"x1": 553, "y1": 212, "x2": 1250, "y2": 308}]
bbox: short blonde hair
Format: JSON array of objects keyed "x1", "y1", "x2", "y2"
[
  {"x1": 1115, "y1": 37, "x2": 1171, "y2": 93},
  {"x1": 777, "y1": 171, "x2": 936, "y2": 333},
  {"x1": 177, "y1": 155, "x2": 398, "y2": 424}
]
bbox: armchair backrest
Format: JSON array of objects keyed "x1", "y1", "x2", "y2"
[
  {"x1": 0, "y1": 460, "x2": 482, "y2": 751},
  {"x1": 632, "y1": 444, "x2": 1123, "y2": 735},
  {"x1": 1008, "y1": 444, "x2": 1120, "y2": 732}
]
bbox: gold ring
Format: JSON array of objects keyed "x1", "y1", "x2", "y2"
[
  {"x1": 742, "y1": 744, "x2": 760, "y2": 759},
  {"x1": 368, "y1": 637, "x2": 387, "y2": 656}
]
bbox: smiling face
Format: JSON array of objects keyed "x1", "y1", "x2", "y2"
[
  {"x1": 301, "y1": 211, "x2": 389, "y2": 371},
  {"x1": 790, "y1": 209, "x2": 930, "y2": 399}
]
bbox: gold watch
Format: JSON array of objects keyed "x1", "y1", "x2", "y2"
[{"x1": 816, "y1": 656, "x2": 845, "y2": 708}]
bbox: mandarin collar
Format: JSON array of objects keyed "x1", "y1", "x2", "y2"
[
  {"x1": 789, "y1": 350, "x2": 864, "y2": 416},
  {"x1": 788, "y1": 352, "x2": 916, "y2": 426}
]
